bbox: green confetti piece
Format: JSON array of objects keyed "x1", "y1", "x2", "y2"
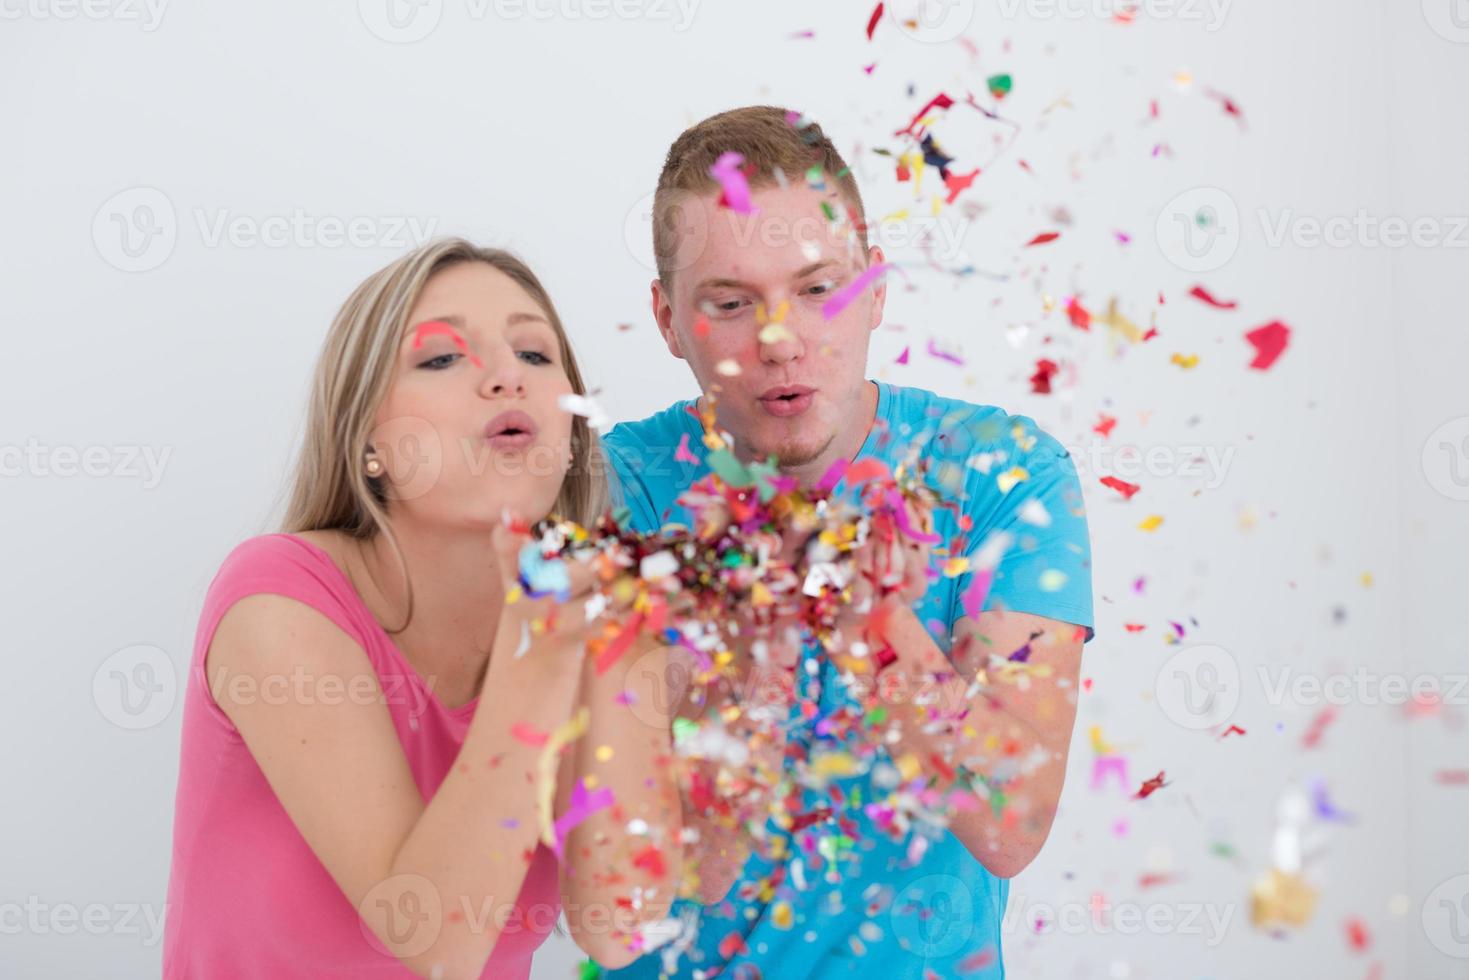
[
  {"x1": 820, "y1": 200, "x2": 837, "y2": 222},
  {"x1": 672, "y1": 717, "x2": 700, "y2": 745},
  {"x1": 987, "y1": 73, "x2": 1013, "y2": 98},
  {"x1": 707, "y1": 448, "x2": 754, "y2": 488},
  {"x1": 578, "y1": 960, "x2": 603, "y2": 980}
]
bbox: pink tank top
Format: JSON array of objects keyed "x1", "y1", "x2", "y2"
[{"x1": 163, "y1": 534, "x2": 561, "y2": 979}]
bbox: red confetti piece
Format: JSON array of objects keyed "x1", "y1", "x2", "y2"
[
  {"x1": 1302, "y1": 706, "x2": 1338, "y2": 748},
  {"x1": 1030, "y1": 358, "x2": 1060, "y2": 394},
  {"x1": 509, "y1": 722, "x2": 548, "y2": 747},
  {"x1": 631, "y1": 843, "x2": 668, "y2": 879},
  {"x1": 1220, "y1": 724, "x2": 1247, "y2": 738},
  {"x1": 1134, "y1": 771, "x2": 1169, "y2": 799},
  {"x1": 1345, "y1": 917, "x2": 1371, "y2": 953},
  {"x1": 1066, "y1": 297, "x2": 1092, "y2": 331},
  {"x1": 1189, "y1": 285, "x2": 1238, "y2": 309},
  {"x1": 1025, "y1": 231, "x2": 1061, "y2": 247},
  {"x1": 1436, "y1": 769, "x2": 1469, "y2": 785},
  {"x1": 1123, "y1": 623, "x2": 1147, "y2": 633},
  {"x1": 866, "y1": 1, "x2": 883, "y2": 39},
  {"x1": 943, "y1": 167, "x2": 980, "y2": 204},
  {"x1": 717, "y1": 931, "x2": 748, "y2": 959},
  {"x1": 1093, "y1": 413, "x2": 1117, "y2": 437},
  {"x1": 1101, "y1": 476, "x2": 1142, "y2": 500},
  {"x1": 895, "y1": 92, "x2": 955, "y2": 138},
  {"x1": 1246, "y1": 320, "x2": 1291, "y2": 370}
]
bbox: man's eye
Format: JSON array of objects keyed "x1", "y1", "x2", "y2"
[
  {"x1": 518, "y1": 350, "x2": 552, "y2": 366},
  {"x1": 806, "y1": 282, "x2": 834, "y2": 296},
  {"x1": 419, "y1": 353, "x2": 460, "y2": 370}
]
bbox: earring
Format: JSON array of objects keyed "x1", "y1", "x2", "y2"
[{"x1": 364, "y1": 452, "x2": 384, "y2": 478}]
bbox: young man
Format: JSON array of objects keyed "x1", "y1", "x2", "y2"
[{"x1": 600, "y1": 106, "x2": 1094, "y2": 979}]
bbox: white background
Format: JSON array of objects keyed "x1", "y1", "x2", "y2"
[{"x1": 2, "y1": 0, "x2": 1467, "y2": 977}]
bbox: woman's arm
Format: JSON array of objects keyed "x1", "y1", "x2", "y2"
[
  {"x1": 208, "y1": 530, "x2": 594, "y2": 979},
  {"x1": 554, "y1": 636, "x2": 684, "y2": 968}
]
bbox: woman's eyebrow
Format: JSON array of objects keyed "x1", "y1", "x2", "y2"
[{"x1": 407, "y1": 318, "x2": 481, "y2": 367}]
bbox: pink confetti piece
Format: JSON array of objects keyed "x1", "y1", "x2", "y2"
[
  {"x1": 411, "y1": 320, "x2": 482, "y2": 369},
  {"x1": 675, "y1": 432, "x2": 700, "y2": 466},
  {"x1": 509, "y1": 721, "x2": 548, "y2": 747},
  {"x1": 925, "y1": 339, "x2": 965, "y2": 366},
  {"x1": 710, "y1": 152, "x2": 756, "y2": 214},
  {"x1": 822, "y1": 263, "x2": 892, "y2": 320},
  {"x1": 552, "y1": 779, "x2": 615, "y2": 859},
  {"x1": 896, "y1": 345, "x2": 910, "y2": 365}
]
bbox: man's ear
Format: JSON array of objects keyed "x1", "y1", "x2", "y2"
[
  {"x1": 651, "y1": 277, "x2": 686, "y2": 360},
  {"x1": 866, "y1": 244, "x2": 888, "y2": 332}
]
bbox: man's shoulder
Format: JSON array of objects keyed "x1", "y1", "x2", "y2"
[
  {"x1": 603, "y1": 398, "x2": 698, "y2": 457},
  {"x1": 878, "y1": 382, "x2": 1071, "y2": 466}
]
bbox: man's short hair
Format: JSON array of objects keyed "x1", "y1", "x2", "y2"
[{"x1": 652, "y1": 105, "x2": 869, "y2": 284}]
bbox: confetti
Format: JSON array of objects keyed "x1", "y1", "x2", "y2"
[{"x1": 1246, "y1": 320, "x2": 1291, "y2": 370}]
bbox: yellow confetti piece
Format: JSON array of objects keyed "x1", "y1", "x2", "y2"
[
  {"x1": 1171, "y1": 353, "x2": 1200, "y2": 369},
  {"x1": 1250, "y1": 869, "x2": 1318, "y2": 929},
  {"x1": 715, "y1": 359, "x2": 741, "y2": 377},
  {"x1": 942, "y1": 556, "x2": 971, "y2": 578},
  {"x1": 1360, "y1": 572, "x2": 1374, "y2": 588},
  {"x1": 1138, "y1": 514, "x2": 1165, "y2": 532},
  {"x1": 751, "y1": 581, "x2": 774, "y2": 606},
  {"x1": 1039, "y1": 569, "x2": 1068, "y2": 592},
  {"x1": 537, "y1": 706, "x2": 590, "y2": 850},
  {"x1": 895, "y1": 753, "x2": 922, "y2": 782},
  {"x1": 595, "y1": 745, "x2": 614, "y2": 763},
  {"x1": 811, "y1": 752, "x2": 858, "y2": 779},
  {"x1": 1098, "y1": 298, "x2": 1143, "y2": 343},
  {"x1": 997, "y1": 466, "x2": 1030, "y2": 494},
  {"x1": 771, "y1": 900, "x2": 794, "y2": 930},
  {"x1": 755, "y1": 300, "x2": 790, "y2": 326}
]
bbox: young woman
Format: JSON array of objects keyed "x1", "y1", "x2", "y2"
[{"x1": 163, "y1": 239, "x2": 680, "y2": 979}]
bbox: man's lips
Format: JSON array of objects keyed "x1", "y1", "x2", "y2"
[
  {"x1": 757, "y1": 385, "x2": 816, "y2": 419},
  {"x1": 483, "y1": 409, "x2": 538, "y2": 450}
]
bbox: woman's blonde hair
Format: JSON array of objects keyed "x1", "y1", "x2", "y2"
[{"x1": 279, "y1": 237, "x2": 607, "y2": 631}]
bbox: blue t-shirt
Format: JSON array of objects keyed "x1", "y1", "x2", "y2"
[{"x1": 600, "y1": 380, "x2": 1094, "y2": 980}]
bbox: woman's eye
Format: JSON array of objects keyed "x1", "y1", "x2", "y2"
[
  {"x1": 418, "y1": 353, "x2": 460, "y2": 370},
  {"x1": 517, "y1": 350, "x2": 552, "y2": 366}
]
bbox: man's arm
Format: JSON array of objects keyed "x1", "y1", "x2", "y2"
[{"x1": 872, "y1": 602, "x2": 1084, "y2": 878}]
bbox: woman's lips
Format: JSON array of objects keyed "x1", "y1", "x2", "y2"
[{"x1": 483, "y1": 410, "x2": 538, "y2": 451}]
